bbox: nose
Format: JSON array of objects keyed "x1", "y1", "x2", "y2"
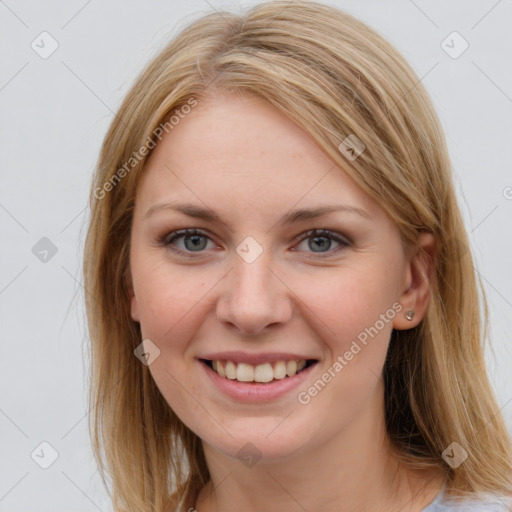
[{"x1": 216, "y1": 252, "x2": 293, "y2": 336}]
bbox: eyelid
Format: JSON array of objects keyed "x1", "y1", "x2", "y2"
[
  {"x1": 292, "y1": 228, "x2": 351, "y2": 246},
  {"x1": 163, "y1": 228, "x2": 211, "y2": 244}
]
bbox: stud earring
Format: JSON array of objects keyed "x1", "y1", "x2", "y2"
[{"x1": 405, "y1": 310, "x2": 415, "y2": 321}]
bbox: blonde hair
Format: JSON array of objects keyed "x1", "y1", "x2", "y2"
[{"x1": 83, "y1": 1, "x2": 512, "y2": 510}]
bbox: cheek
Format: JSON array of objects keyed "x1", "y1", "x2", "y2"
[
  {"x1": 304, "y1": 268, "x2": 397, "y2": 403},
  {"x1": 133, "y1": 260, "x2": 210, "y2": 343},
  {"x1": 291, "y1": 274, "x2": 394, "y2": 434},
  {"x1": 290, "y1": 264, "x2": 397, "y2": 411},
  {"x1": 292, "y1": 264, "x2": 396, "y2": 347},
  {"x1": 132, "y1": 264, "x2": 210, "y2": 420}
]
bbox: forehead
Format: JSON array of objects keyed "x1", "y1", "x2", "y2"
[{"x1": 135, "y1": 92, "x2": 378, "y2": 219}]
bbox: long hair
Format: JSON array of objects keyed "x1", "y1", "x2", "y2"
[{"x1": 83, "y1": 1, "x2": 512, "y2": 510}]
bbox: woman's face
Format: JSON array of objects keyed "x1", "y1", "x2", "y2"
[{"x1": 129, "y1": 92, "x2": 424, "y2": 463}]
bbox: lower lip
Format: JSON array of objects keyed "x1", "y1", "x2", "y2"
[{"x1": 199, "y1": 360, "x2": 318, "y2": 403}]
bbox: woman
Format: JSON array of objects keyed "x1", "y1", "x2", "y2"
[{"x1": 83, "y1": 1, "x2": 512, "y2": 511}]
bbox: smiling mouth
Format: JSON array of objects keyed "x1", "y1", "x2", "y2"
[{"x1": 201, "y1": 358, "x2": 318, "y2": 383}]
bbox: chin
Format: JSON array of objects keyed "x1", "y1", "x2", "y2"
[{"x1": 198, "y1": 416, "x2": 319, "y2": 465}]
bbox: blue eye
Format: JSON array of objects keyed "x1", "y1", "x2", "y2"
[
  {"x1": 161, "y1": 228, "x2": 350, "y2": 258},
  {"x1": 293, "y1": 229, "x2": 350, "y2": 255},
  {"x1": 164, "y1": 229, "x2": 214, "y2": 255}
]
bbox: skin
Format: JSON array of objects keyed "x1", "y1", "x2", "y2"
[{"x1": 129, "y1": 92, "x2": 442, "y2": 512}]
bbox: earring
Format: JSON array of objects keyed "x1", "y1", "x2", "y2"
[{"x1": 405, "y1": 310, "x2": 415, "y2": 321}]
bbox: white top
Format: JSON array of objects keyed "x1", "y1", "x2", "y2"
[
  {"x1": 422, "y1": 485, "x2": 512, "y2": 511},
  {"x1": 177, "y1": 485, "x2": 512, "y2": 511}
]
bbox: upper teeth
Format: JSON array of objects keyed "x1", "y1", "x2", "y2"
[{"x1": 211, "y1": 360, "x2": 307, "y2": 382}]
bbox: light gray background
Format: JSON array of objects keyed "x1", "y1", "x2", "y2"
[{"x1": 1, "y1": 0, "x2": 511, "y2": 510}]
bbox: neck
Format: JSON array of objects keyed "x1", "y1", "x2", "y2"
[{"x1": 193, "y1": 384, "x2": 443, "y2": 512}]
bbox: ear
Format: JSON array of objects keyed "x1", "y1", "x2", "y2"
[
  {"x1": 130, "y1": 289, "x2": 140, "y2": 322},
  {"x1": 128, "y1": 276, "x2": 140, "y2": 322},
  {"x1": 393, "y1": 231, "x2": 437, "y2": 330}
]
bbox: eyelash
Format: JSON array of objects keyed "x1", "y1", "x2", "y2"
[{"x1": 159, "y1": 228, "x2": 351, "y2": 258}]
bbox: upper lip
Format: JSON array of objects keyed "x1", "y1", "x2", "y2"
[{"x1": 198, "y1": 351, "x2": 319, "y2": 366}]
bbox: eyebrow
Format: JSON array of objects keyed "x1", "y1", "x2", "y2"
[{"x1": 144, "y1": 200, "x2": 371, "y2": 228}]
